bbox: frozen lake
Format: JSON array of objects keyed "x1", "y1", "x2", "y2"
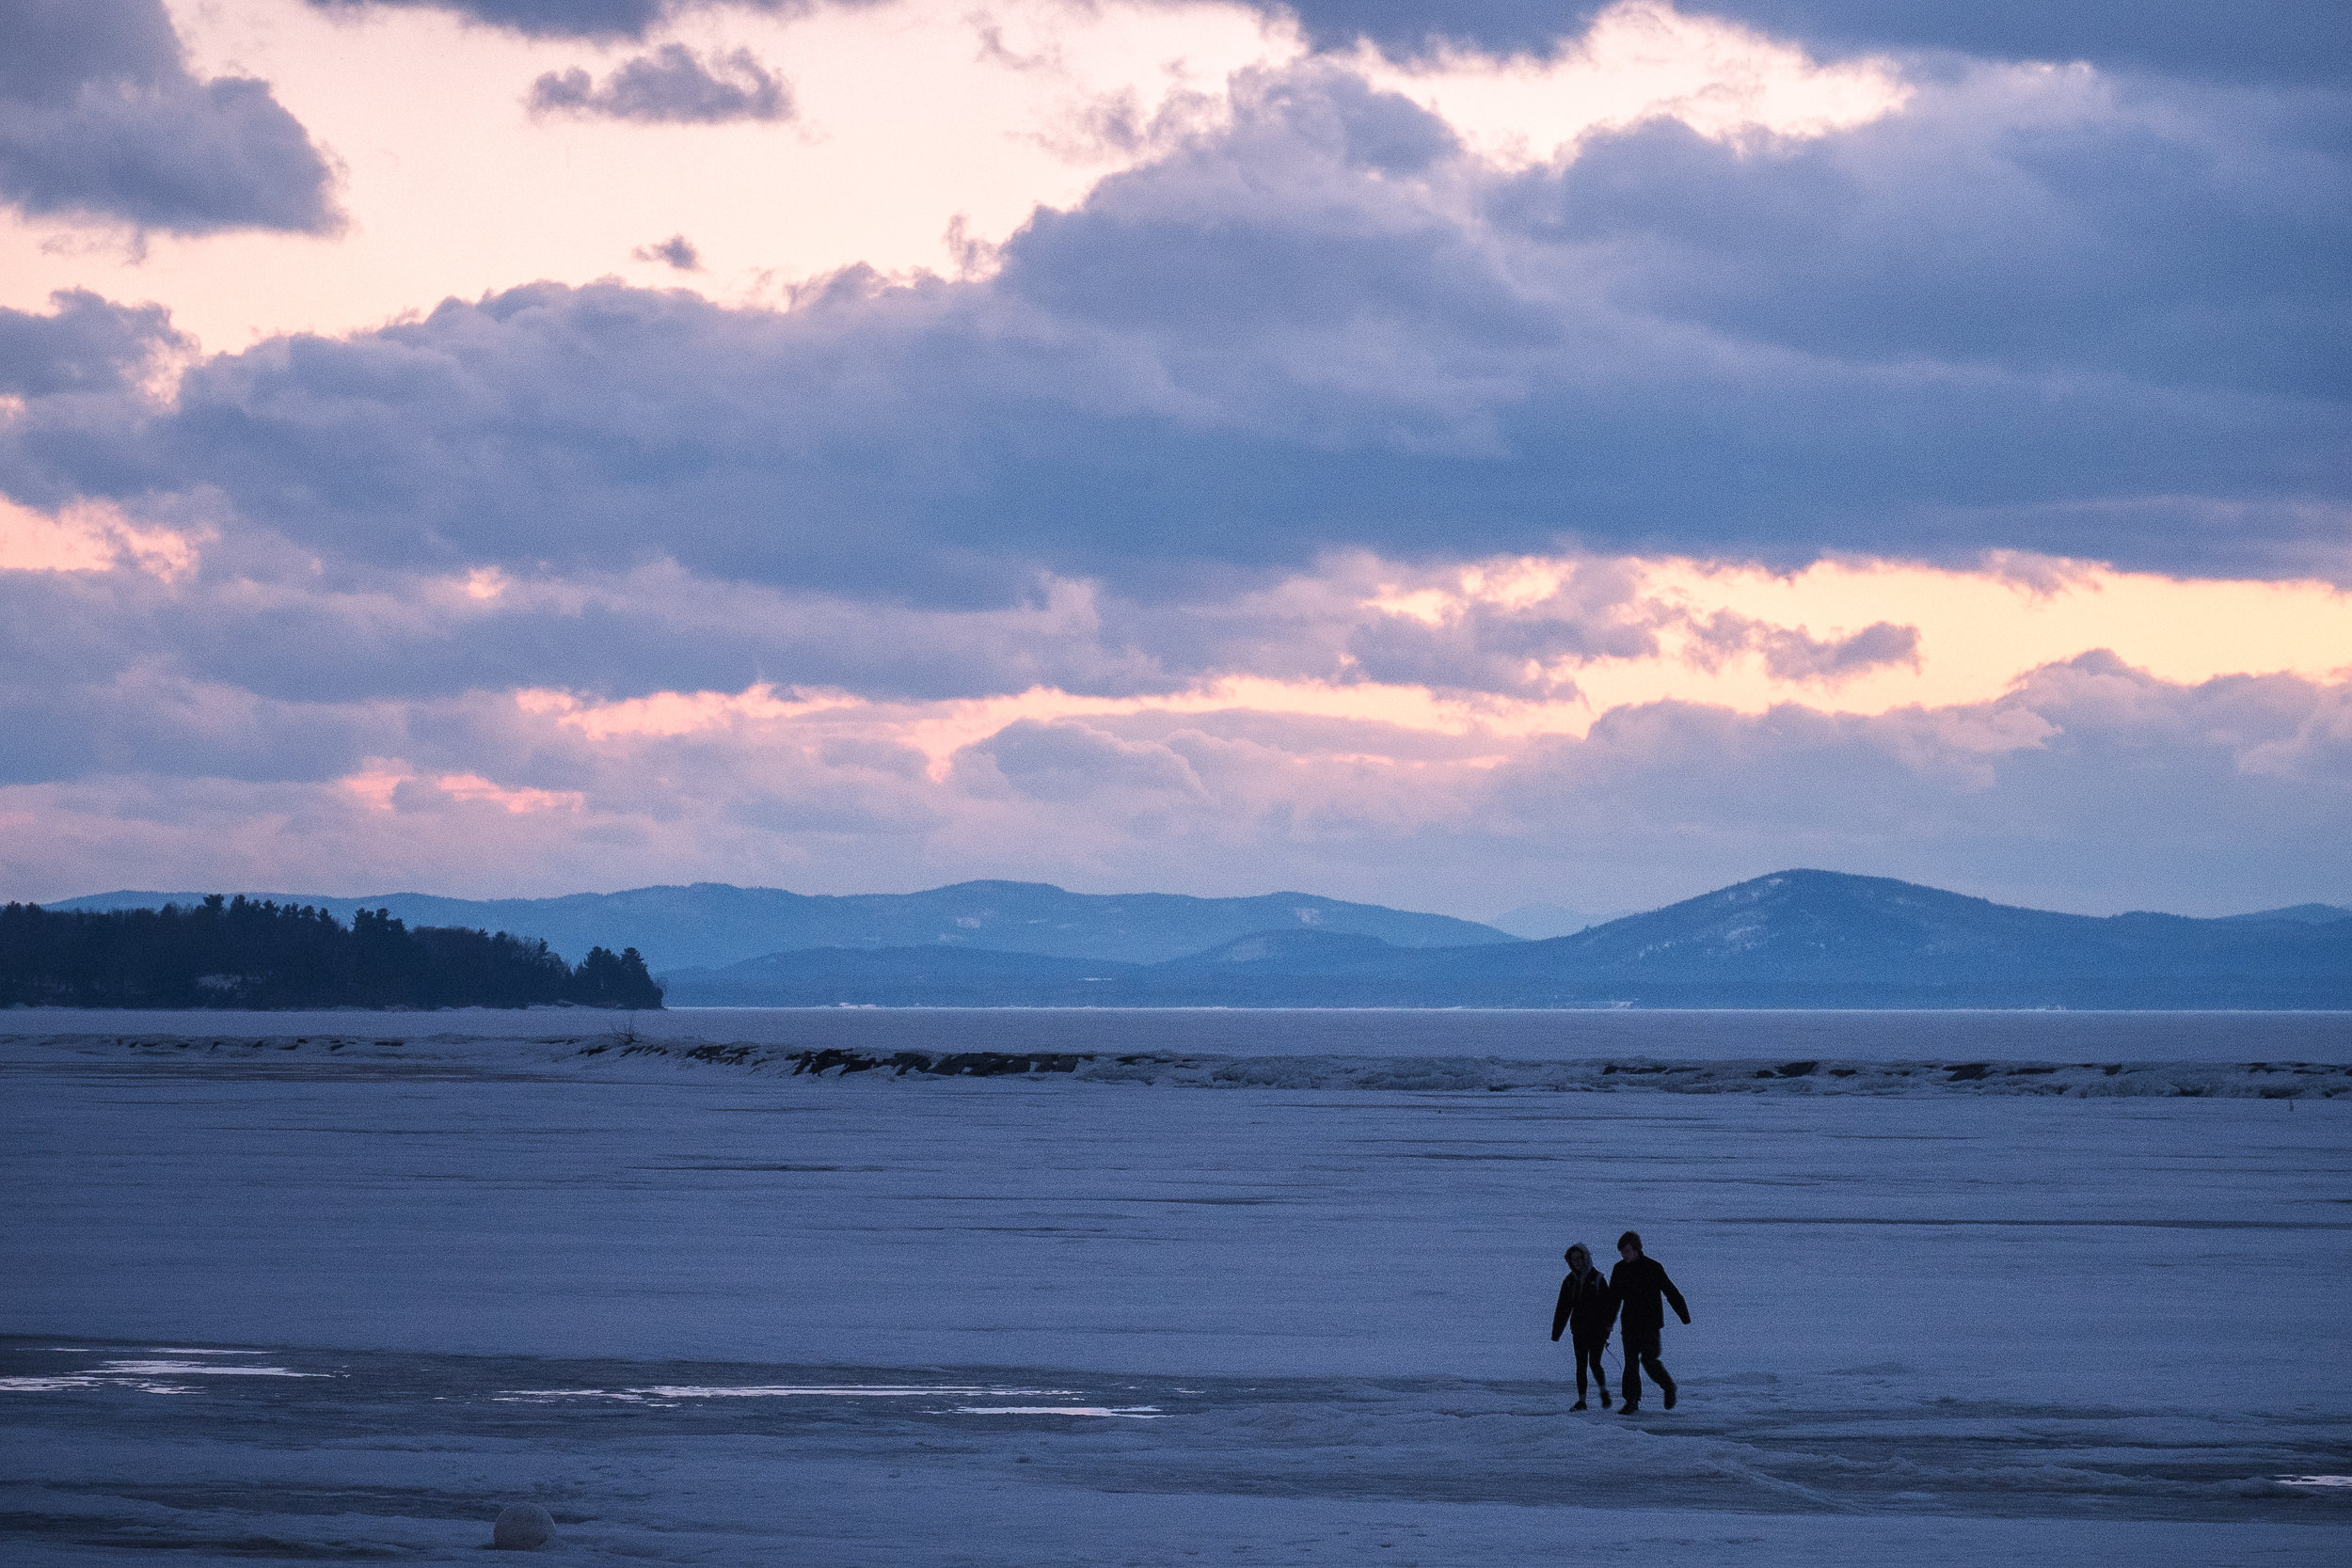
[
  {"x1": 4, "y1": 1022, "x2": 2348, "y2": 1564},
  {"x1": 8, "y1": 1005, "x2": 2352, "y2": 1062}
]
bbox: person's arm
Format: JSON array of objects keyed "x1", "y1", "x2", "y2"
[
  {"x1": 1551, "y1": 1277, "x2": 1572, "y2": 1341},
  {"x1": 1661, "y1": 1266, "x2": 1690, "y2": 1325}
]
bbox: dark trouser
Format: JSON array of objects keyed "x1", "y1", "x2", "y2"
[
  {"x1": 1621, "y1": 1325, "x2": 1674, "y2": 1406},
  {"x1": 1571, "y1": 1334, "x2": 1609, "y2": 1401}
]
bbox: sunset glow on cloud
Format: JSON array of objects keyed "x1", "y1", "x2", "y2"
[
  {"x1": 2, "y1": 0, "x2": 1933, "y2": 353},
  {"x1": 2, "y1": 0, "x2": 2346, "y2": 920}
]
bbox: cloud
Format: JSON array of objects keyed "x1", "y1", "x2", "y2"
[
  {"x1": 310, "y1": 0, "x2": 690, "y2": 40},
  {"x1": 5, "y1": 646, "x2": 2346, "y2": 917},
  {"x1": 15, "y1": 52, "x2": 2333, "y2": 599},
  {"x1": 0, "y1": 495, "x2": 199, "y2": 577},
  {"x1": 1711, "y1": 1, "x2": 2352, "y2": 89},
  {"x1": 1539, "y1": 81, "x2": 2352, "y2": 402},
  {"x1": 1684, "y1": 612, "x2": 1919, "y2": 683},
  {"x1": 319, "y1": 0, "x2": 2350, "y2": 89},
  {"x1": 1343, "y1": 563, "x2": 1663, "y2": 697},
  {"x1": 1350, "y1": 1, "x2": 1911, "y2": 172},
  {"x1": 1470, "y1": 656, "x2": 2352, "y2": 915},
  {"x1": 633, "y1": 233, "x2": 703, "y2": 270},
  {"x1": 0, "y1": 290, "x2": 187, "y2": 396},
  {"x1": 0, "y1": 536, "x2": 1186, "y2": 721},
  {"x1": 2, "y1": 3, "x2": 2344, "y2": 920},
  {"x1": 1285, "y1": 1, "x2": 2352, "y2": 88},
  {"x1": 0, "y1": 659, "x2": 389, "y2": 788},
  {"x1": 528, "y1": 44, "x2": 794, "y2": 124},
  {"x1": 964, "y1": 718, "x2": 1208, "y2": 803},
  {"x1": 0, "y1": 0, "x2": 341, "y2": 234}
]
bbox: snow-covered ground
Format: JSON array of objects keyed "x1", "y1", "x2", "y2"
[{"x1": 4, "y1": 1022, "x2": 2348, "y2": 1564}]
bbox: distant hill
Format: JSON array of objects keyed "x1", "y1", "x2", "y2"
[
  {"x1": 1406, "y1": 871, "x2": 2352, "y2": 1008},
  {"x1": 2213, "y1": 903, "x2": 2352, "y2": 926},
  {"x1": 1486, "y1": 901, "x2": 1593, "y2": 940},
  {"x1": 660, "y1": 871, "x2": 2352, "y2": 1008},
  {"x1": 50, "y1": 881, "x2": 1514, "y2": 971},
  {"x1": 1157, "y1": 928, "x2": 1403, "y2": 973}
]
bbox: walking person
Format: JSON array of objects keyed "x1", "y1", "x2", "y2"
[
  {"x1": 1550, "y1": 1243, "x2": 1618, "y2": 1409},
  {"x1": 1609, "y1": 1230, "x2": 1690, "y2": 1413}
]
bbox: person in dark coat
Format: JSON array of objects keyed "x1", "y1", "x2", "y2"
[
  {"x1": 1609, "y1": 1229, "x2": 1690, "y2": 1412},
  {"x1": 1550, "y1": 1243, "x2": 1618, "y2": 1409}
]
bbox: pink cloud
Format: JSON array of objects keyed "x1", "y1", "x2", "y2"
[{"x1": 9, "y1": 647, "x2": 2343, "y2": 920}]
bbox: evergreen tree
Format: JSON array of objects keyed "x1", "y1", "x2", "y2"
[
  {"x1": 0, "y1": 900, "x2": 665, "y2": 1010},
  {"x1": 569, "y1": 945, "x2": 665, "y2": 1008}
]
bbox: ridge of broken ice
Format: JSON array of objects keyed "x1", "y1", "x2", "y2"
[{"x1": 7, "y1": 1031, "x2": 2346, "y2": 1096}]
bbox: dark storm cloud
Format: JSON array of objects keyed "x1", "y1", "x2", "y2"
[
  {"x1": 0, "y1": 0, "x2": 340, "y2": 234},
  {"x1": 1282, "y1": 1, "x2": 2352, "y2": 88},
  {"x1": 529, "y1": 45, "x2": 793, "y2": 123},
  {"x1": 0, "y1": 291, "x2": 187, "y2": 397},
  {"x1": 6, "y1": 61, "x2": 2344, "y2": 606}
]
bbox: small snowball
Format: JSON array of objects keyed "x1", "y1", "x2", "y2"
[{"x1": 491, "y1": 1501, "x2": 554, "y2": 1549}]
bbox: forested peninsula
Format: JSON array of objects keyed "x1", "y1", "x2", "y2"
[{"x1": 0, "y1": 896, "x2": 662, "y2": 1009}]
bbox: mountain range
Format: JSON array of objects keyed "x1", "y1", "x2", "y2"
[
  {"x1": 654, "y1": 872, "x2": 2352, "y2": 1009},
  {"x1": 50, "y1": 881, "x2": 1511, "y2": 971},
  {"x1": 47, "y1": 872, "x2": 2352, "y2": 1009}
]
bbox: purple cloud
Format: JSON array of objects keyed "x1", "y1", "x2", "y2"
[
  {"x1": 0, "y1": 290, "x2": 187, "y2": 396},
  {"x1": 634, "y1": 234, "x2": 704, "y2": 270},
  {"x1": 4, "y1": 644, "x2": 2345, "y2": 919},
  {"x1": 0, "y1": 0, "x2": 340, "y2": 234},
  {"x1": 1480, "y1": 655, "x2": 2352, "y2": 915},
  {"x1": 2, "y1": 15, "x2": 2346, "y2": 914},
  {"x1": 1283, "y1": 1, "x2": 2352, "y2": 88},
  {"x1": 1684, "y1": 612, "x2": 1921, "y2": 683},
  {"x1": 530, "y1": 45, "x2": 793, "y2": 124},
  {"x1": 966, "y1": 720, "x2": 1208, "y2": 804},
  {"x1": 311, "y1": 0, "x2": 689, "y2": 40},
  {"x1": 8, "y1": 59, "x2": 2334, "y2": 605}
]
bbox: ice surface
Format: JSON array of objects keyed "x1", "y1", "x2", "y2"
[
  {"x1": 8, "y1": 1003, "x2": 2351, "y2": 1061},
  {"x1": 8, "y1": 1026, "x2": 2351, "y2": 1098},
  {"x1": 3, "y1": 1019, "x2": 2347, "y2": 1564}
]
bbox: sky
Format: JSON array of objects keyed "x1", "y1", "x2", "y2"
[{"x1": 1, "y1": 0, "x2": 2347, "y2": 923}]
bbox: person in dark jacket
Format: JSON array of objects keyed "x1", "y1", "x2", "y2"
[
  {"x1": 1609, "y1": 1230, "x2": 1690, "y2": 1412},
  {"x1": 1550, "y1": 1243, "x2": 1618, "y2": 1409}
]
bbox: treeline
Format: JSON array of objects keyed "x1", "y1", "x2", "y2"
[{"x1": 0, "y1": 896, "x2": 662, "y2": 1009}]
